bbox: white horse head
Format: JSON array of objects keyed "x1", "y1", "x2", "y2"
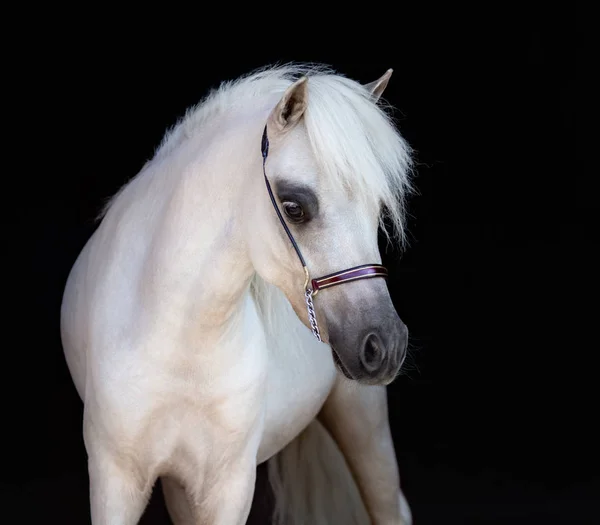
[{"x1": 242, "y1": 66, "x2": 413, "y2": 385}]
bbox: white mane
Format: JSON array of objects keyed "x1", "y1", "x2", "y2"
[{"x1": 102, "y1": 63, "x2": 413, "y2": 244}]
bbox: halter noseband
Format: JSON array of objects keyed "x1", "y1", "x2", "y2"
[{"x1": 261, "y1": 125, "x2": 388, "y2": 341}]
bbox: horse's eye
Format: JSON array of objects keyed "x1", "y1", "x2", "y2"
[{"x1": 282, "y1": 201, "x2": 305, "y2": 223}]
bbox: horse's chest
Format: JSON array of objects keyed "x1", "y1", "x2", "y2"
[{"x1": 257, "y1": 330, "x2": 337, "y2": 464}]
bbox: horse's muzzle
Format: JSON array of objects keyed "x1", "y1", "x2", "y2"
[{"x1": 329, "y1": 315, "x2": 408, "y2": 385}]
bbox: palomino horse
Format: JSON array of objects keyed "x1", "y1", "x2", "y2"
[{"x1": 60, "y1": 63, "x2": 414, "y2": 524}]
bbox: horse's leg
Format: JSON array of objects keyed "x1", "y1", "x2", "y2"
[
  {"x1": 189, "y1": 457, "x2": 257, "y2": 525},
  {"x1": 162, "y1": 476, "x2": 195, "y2": 525},
  {"x1": 85, "y1": 425, "x2": 152, "y2": 525},
  {"x1": 162, "y1": 458, "x2": 257, "y2": 525},
  {"x1": 319, "y1": 378, "x2": 412, "y2": 525}
]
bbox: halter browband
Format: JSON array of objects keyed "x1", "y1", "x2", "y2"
[{"x1": 261, "y1": 125, "x2": 388, "y2": 341}]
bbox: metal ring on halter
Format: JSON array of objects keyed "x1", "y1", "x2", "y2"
[
  {"x1": 261, "y1": 124, "x2": 388, "y2": 341},
  {"x1": 303, "y1": 266, "x2": 310, "y2": 292}
]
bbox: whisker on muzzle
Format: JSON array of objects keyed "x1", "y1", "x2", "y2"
[{"x1": 393, "y1": 338, "x2": 423, "y2": 381}]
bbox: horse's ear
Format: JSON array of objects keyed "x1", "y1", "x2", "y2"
[
  {"x1": 268, "y1": 77, "x2": 308, "y2": 132},
  {"x1": 364, "y1": 68, "x2": 393, "y2": 102}
]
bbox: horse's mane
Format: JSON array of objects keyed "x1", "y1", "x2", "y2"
[{"x1": 101, "y1": 63, "x2": 413, "y2": 245}]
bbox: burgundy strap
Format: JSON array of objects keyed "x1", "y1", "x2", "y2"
[{"x1": 311, "y1": 264, "x2": 388, "y2": 293}]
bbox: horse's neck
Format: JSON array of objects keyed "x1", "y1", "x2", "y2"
[{"x1": 137, "y1": 115, "x2": 263, "y2": 343}]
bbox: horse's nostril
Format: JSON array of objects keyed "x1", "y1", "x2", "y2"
[
  {"x1": 360, "y1": 333, "x2": 385, "y2": 373},
  {"x1": 364, "y1": 339, "x2": 377, "y2": 363}
]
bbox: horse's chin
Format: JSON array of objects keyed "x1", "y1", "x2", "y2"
[{"x1": 331, "y1": 346, "x2": 355, "y2": 380}]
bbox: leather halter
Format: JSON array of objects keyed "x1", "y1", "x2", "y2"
[{"x1": 261, "y1": 125, "x2": 388, "y2": 341}]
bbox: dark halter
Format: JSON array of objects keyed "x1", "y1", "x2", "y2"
[{"x1": 261, "y1": 125, "x2": 388, "y2": 341}]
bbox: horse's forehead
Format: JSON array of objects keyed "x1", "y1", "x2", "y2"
[
  {"x1": 277, "y1": 127, "x2": 317, "y2": 180},
  {"x1": 277, "y1": 128, "x2": 339, "y2": 192},
  {"x1": 276, "y1": 126, "x2": 379, "y2": 213}
]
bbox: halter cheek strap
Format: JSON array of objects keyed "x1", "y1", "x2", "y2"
[
  {"x1": 261, "y1": 127, "x2": 311, "y2": 290},
  {"x1": 261, "y1": 125, "x2": 388, "y2": 341}
]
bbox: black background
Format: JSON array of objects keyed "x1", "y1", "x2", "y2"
[{"x1": 4, "y1": 3, "x2": 594, "y2": 524}]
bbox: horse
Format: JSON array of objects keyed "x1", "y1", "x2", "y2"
[{"x1": 60, "y1": 63, "x2": 414, "y2": 525}]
